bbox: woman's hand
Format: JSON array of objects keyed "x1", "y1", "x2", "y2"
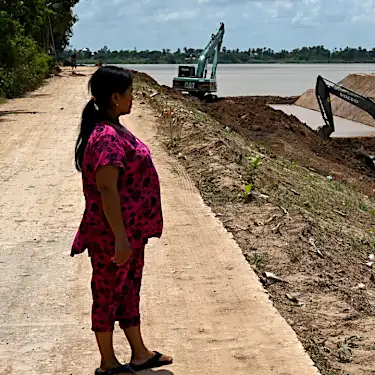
[{"x1": 112, "y1": 237, "x2": 132, "y2": 265}]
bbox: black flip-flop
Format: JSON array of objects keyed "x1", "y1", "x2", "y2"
[
  {"x1": 95, "y1": 364, "x2": 135, "y2": 374},
  {"x1": 129, "y1": 352, "x2": 173, "y2": 372}
]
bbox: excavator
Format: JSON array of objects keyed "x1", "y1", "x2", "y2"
[
  {"x1": 315, "y1": 75, "x2": 375, "y2": 139},
  {"x1": 172, "y1": 22, "x2": 225, "y2": 98}
]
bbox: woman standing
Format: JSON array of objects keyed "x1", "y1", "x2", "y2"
[{"x1": 71, "y1": 66, "x2": 173, "y2": 375}]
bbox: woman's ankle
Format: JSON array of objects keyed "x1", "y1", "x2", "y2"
[{"x1": 100, "y1": 358, "x2": 122, "y2": 370}]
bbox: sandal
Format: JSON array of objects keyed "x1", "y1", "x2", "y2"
[
  {"x1": 95, "y1": 364, "x2": 135, "y2": 374},
  {"x1": 129, "y1": 352, "x2": 173, "y2": 372}
]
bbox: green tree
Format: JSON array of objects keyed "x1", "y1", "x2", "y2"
[{"x1": 0, "y1": 0, "x2": 79, "y2": 98}]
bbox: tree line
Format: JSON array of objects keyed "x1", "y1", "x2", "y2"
[
  {"x1": 66, "y1": 45, "x2": 375, "y2": 65},
  {"x1": 0, "y1": 0, "x2": 79, "y2": 98}
]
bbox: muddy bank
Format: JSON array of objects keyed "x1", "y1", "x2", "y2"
[
  {"x1": 133, "y1": 71, "x2": 375, "y2": 375},
  {"x1": 135, "y1": 70, "x2": 375, "y2": 196},
  {"x1": 195, "y1": 96, "x2": 375, "y2": 196}
]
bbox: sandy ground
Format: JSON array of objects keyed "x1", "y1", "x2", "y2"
[
  {"x1": 271, "y1": 104, "x2": 375, "y2": 137},
  {"x1": 0, "y1": 72, "x2": 320, "y2": 375}
]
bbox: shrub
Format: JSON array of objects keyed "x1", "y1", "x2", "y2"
[{"x1": 0, "y1": 33, "x2": 52, "y2": 98}]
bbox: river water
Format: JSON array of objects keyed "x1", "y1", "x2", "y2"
[{"x1": 119, "y1": 63, "x2": 375, "y2": 97}]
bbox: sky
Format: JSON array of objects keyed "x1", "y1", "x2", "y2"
[{"x1": 70, "y1": 0, "x2": 375, "y2": 51}]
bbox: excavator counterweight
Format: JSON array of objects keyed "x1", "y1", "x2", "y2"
[{"x1": 172, "y1": 22, "x2": 225, "y2": 98}]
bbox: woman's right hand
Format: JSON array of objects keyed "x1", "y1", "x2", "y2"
[{"x1": 112, "y1": 237, "x2": 132, "y2": 265}]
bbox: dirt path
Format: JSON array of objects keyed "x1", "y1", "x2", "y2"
[{"x1": 0, "y1": 72, "x2": 320, "y2": 375}]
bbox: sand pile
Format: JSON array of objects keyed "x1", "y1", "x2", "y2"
[{"x1": 295, "y1": 73, "x2": 375, "y2": 127}]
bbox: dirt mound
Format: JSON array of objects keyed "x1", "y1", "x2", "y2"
[
  {"x1": 134, "y1": 71, "x2": 375, "y2": 195},
  {"x1": 134, "y1": 72, "x2": 375, "y2": 375},
  {"x1": 195, "y1": 96, "x2": 375, "y2": 195},
  {"x1": 295, "y1": 74, "x2": 375, "y2": 127}
]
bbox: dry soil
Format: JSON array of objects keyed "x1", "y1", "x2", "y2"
[
  {"x1": 134, "y1": 71, "x2": 375, "y2": 375},
  {"x1": 0, "y1": 69, "x2": 320, "y2": 375}
]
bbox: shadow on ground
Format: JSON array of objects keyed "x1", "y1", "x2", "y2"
[
  {"x1": 26, "y1": 93, "x2": 52, "y2": 98},
  {"x1": 0, "y1": 110, "x2": 41, "y2": 117}
]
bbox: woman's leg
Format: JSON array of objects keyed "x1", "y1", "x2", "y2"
[
  {"x1": 116, "y1": 244, "x2": 172, "y2": 366},
  {"x1": 123, "y1": 326, "x2": 172, "y2": 365},
  {"x1": 95, "y1": 332, "x2": 121, "y2": 369},
  {"x1": 91, "y1": 249, "x2": 131, "y2": 372}
]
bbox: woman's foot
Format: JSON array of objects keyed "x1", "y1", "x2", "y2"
[
  {"x1": 129, "y1": 350, "x2": 173, "y2": 371},
  {"x1": 97, "y1": 361, "x2": 134, "y2": 374}
]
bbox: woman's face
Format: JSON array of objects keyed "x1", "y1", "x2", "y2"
[{"x1": 112, "y1": 85, "x2": 133, "y2": 117}]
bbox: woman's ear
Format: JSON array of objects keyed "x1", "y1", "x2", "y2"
[{"x1": 111, "y1": 92, "x2": 120, "y2": 106}]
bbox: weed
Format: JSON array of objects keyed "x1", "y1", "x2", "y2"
[
  {"x1": 305, "y1": 173, "x2": 318, "y2": 183},
  {"x1": 331, "y1": 181, "x2": 345, "y2": 192},
  {"x1": 193, "y1": 109, "x2": 210, "y2": 123},
  {"x1": 242, "y1": 155, "x2": 263, "y2": 200},
  {"x1": 247, "y1": 252, "x2": 267, "y2": 271},
  {"x1": 247, "y1": 155, "x2": 262, "y2": 170},
  {"x1": 291, "y1": 160, "x2": 299, "y2": 170},
  {"x1": 243, "y1": 183, "x2": 253, "y2": 199},
  {"x1": 360, "y1": 203, "x2": 370, "y2": 212}
]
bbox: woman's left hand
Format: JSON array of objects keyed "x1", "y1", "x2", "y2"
[{"x1": 112, "y1": 237, "x2": 132, "y2": 265}]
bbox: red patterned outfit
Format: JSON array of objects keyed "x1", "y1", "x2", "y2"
[{"x1": 71, "y1": 122, "x2": 163, "y2": 332}]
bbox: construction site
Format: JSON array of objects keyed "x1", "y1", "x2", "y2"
[
  {"x1": 2, "y1": 14, "x2": 375, "y2": 375},
  {"x1": 134, "y1": 66, "x2": 375, "y2": 375}
]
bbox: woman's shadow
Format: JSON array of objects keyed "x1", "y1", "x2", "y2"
[{"x1": 138, "y1": 370, "x2": 174, "y2": 375}]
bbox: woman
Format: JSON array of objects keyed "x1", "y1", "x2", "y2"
[{"x1": 71, "y1": 66, "x2": 173, "y2": 375}]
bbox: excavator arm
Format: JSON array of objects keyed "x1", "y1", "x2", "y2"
[
  {"x1": 315, "y1": 75, "x2": 375, "y2": 139},
  {"x1": 196, "y1": 22, "x2": 225, "y2": 79}
]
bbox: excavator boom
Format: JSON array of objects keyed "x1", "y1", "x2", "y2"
[
  {"x1": 315, "y1": 75, "x2": 375, "y2": 139},
  {"x1": 172, "y1": 22, "x2": 225, "y2": 97}
]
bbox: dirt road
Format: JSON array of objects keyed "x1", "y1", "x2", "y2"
[{"x1": 0, "y1": 72, "x2": 320, "y2": 375}]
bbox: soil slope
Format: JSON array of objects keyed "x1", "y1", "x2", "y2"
[{"x1": 134, "y1": 72, "x2": 375, "y2": 375}]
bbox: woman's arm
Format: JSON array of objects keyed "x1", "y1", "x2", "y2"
[{"x1": 96, "y1": 165, "x2": 131, "y2": 264}]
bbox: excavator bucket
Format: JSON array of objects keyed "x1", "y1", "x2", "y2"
[{"x1": 315, "y1": 75, "x2": 335, "y2": 140}]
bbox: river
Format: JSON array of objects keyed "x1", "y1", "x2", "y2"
[{"x1": 118, "y1": 63, "x2": 375, "y2": 97}]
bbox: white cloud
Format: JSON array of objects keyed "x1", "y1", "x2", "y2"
[{"x1": 70, "y1": 0, "x2": 375, "y2": 50}]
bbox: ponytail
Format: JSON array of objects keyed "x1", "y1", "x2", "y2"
[
  {"x1": 74, "y1": 98, "x2": 99, "y2": 171},
  {"x1": 74, "y1": 66, "x2": 133, "y2": 172}
]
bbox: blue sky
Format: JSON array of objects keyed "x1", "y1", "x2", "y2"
[{"x1": 70, "y1": 0, "x2": 375, "y2": 51}]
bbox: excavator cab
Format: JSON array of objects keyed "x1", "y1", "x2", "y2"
[{"x1": 177, "y1": 66, "x2": 196, "y2": 78}]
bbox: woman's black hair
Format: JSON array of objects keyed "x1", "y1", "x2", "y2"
[{"x1": 74, "y1": 65, "x2": 133, "y2": 171}]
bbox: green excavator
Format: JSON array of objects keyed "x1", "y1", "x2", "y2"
[{"x1": 172, "y1": 22, "x2": 225, "y2": 98}]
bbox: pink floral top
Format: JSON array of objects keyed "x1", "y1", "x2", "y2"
[{"x1": 71, "y1": 122, "x2": 163, "y2": 256}]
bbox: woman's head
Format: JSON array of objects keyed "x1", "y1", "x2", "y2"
[
  {"x1": 74, "y1": 66, "x2": 133, "y2": 172},
  {"x1": 90, "y1": 66, "x2": 133, "y2": 117}
]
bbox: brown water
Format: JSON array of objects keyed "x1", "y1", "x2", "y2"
[{"x1": 119, "y1": 63, "x2": 375, "y2": 97}]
